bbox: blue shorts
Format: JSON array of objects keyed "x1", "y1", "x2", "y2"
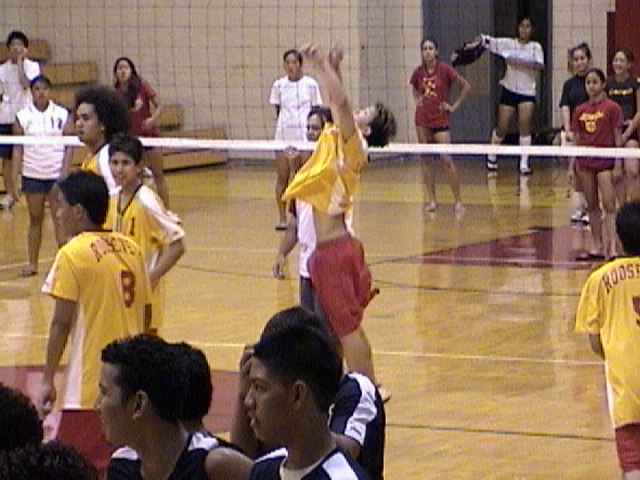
[
  {"x1": 22, "y1": 176, "x2": 56, "y2": 194},
  {"x1": 0, "y1": 123, "x2": 13, "y2": 159},
  {"x1": 499, "y1": 87, "x2": 536, "y2": 107}
]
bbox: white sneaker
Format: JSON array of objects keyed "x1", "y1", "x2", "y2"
[
  {"x1": 424, "y1": 201, "x2": 437, "y2": 212},
  {"x1": 454, "y1": 202, "x2": 465, "y2": 214},
  {"x1": 0, "y1": 194, "x2": 15, "y2": 210},
  {"x1": 486, "y1": 160, "x2": 498, "y2": 171},
  {"x1": 570, "y1": 209, "x2": 586, "y2": 223}
]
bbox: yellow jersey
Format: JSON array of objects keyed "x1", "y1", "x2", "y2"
[
  {"x1": 575, "y1": 256, "x2": 640, "y2": 427},
  {"x1": 106, "y1": 185, "x2": 185, "y2": 330},
  {"x1": 80, "y1": 144, "x2": 117, "y2": 193},
  {"x1": 282, "y1": 124, "x2": 367, "y2": 215},
  {"x1": 41, "y1": 230, "x2": 151, "y2": 409}
]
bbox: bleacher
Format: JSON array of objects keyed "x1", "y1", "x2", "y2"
[{"x1": 0, "y1": 38, "x2": 226, "y2": 192}]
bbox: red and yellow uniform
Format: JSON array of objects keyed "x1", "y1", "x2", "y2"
[
  {"x1": 575, "y1": 256, "x2": 640, "y2": 428},
  {"x1": 106, "y1": 185, "x2": 184, "y2": 330},
  {"x1": 282, "y1": 123, "x2": 367, "y2": 215},
  {"x1": 80, "y1": 144, "x2": 117, "y2": 193},
  {"x1": 282, "y1": 124, "x2": 374, "y2": 338},
  {"x1": 41, "y1": 230, "x2": 151, "y2": 409}
]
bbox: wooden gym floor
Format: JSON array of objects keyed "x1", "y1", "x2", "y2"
[{"x1": 0, "y1": 155, "x2": 618, "y2": 479}]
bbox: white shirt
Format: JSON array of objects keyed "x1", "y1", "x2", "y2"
[
  {"x1": 483, "y1": 35, "x2": 544, "y2": 97},
  {"x1": 0, "y1": 58, "x2": 41, "y2": 123},
  {"x1": 269, "y1": 75, "x2": 322, "y2": 141},
  {"x1": 16, "y1": 101, "x2": 68, "y2": 179}
]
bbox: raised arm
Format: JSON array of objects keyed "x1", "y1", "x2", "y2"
[{"x1": 300, "y1": 44, "x2": 355, "y2": 141}]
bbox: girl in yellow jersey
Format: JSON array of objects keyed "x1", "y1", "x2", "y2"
[{"x1": 107, "y1": 133, "x2": 185, "y2": 333}]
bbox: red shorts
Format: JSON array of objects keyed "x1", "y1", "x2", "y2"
[
  {"x1": 309, "y1": 235, "x2": 372, "y2": 338},
  {"x1": 576, "y1": 157, "x2": 615, "y2": 173},
  {"x1": 615, "y1": 423, "x2": 640, "y2": 472},
  {"x1": 56, "y1": 409, "x2": 115, "y2": 474}
]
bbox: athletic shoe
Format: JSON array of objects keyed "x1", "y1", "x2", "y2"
[
  {"x1": 486, "y1": 160, "x2": 498, "y2": 171},
  {"x1": 0, "y1": 194, "x2": 15, "y2": 210},
  {"x1": 454, "y1": 202, "x2": 465, "y2": 214},
  {"x1": 570, "y1": 209, "x2": 586, "y2": 223},
  {"x1": 424, "y1": 201, "x2": 437, "y2": 212},
  {"x1": 275, "y1": 222, "x2": 287, "y2": 231},
  {"x1": 581, "y1": 213, "x2": 589, "y2": 224}
]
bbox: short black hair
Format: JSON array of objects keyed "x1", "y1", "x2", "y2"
[
  {"x1": 253, "y1": 309, "x2": 342, "y2": 412},
  {"x1": 75, "y1": 86, "x2": 130, "y2": 143},
  {"x1": 57, "y1": 171, "x2": 109, "y2": 226},
  {"x1": 283, "y1": 49, "x2": 303, "y2": 65},
  {"x1": 172, "y1": 342, "x2": 213, "y2": 422},
  {"x1": 6, "y1": 30, "x2": 28, "y2": 48},
  {"x1": 420, "y1": 37, "x2": 439, "y2": 50},
  {"x1": 308, "y1": 105, "x2": 333, "y2": 125},
  {"x1": 30, "y1": 74, "x2": 52, "y2": 89},
  {"x1": 109, "y1": 133, "x2": 144, "y2": 165},
  {"x1": 616, "y1": 201, "x2": 640, "y2": 255},
  {"x1": 365, "y1": 102, "x2": 397, "y2": 147},
  {"x1": 0, "y1": 442, "x2": 98, "y2": 480},
  {"x1": 585, "y1": 67, "x2": 606, "y2": 84},
  {"x1": 0, "y1": 384, "x2": 43, "y2": 451},
  {"x1": 261, "y1": 306, "x2": 332, "y2": 340},
  {"x1": 101, "y1": 334, "x2": 186, "y2": 422},
  {"x1": 569, "y1": 42, "x2": 592, "y2": 61}
]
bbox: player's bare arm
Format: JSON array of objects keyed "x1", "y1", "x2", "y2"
[{"x1": 300, "y1": 43, "x2": 355, "y2": 141}]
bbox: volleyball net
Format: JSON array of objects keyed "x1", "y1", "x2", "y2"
[{"x1": 0, "y1": 0, "x2": 622, "y2": 166}]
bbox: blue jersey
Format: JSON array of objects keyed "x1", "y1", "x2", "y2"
[
  {"x1": 330, "y1": 373, "x2": 385, "y2": 480},
  {"x1": 106, "y1": 433, "x2": 220, "y2": 480},
  {"x1": 250, "y1": 447, "x2": 370, "y2": 480}
]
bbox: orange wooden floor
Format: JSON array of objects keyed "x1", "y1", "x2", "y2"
[{"x1": 0, "y1": 155, "x2": 619, "y2": 479}]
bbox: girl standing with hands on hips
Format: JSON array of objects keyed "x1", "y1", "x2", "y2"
[
  {"x1": 481, "y1": 17, "x2": 544, "y2": 175},
  {"x1": 410, "y1": 38, "x2": 470, "y2": 213}
]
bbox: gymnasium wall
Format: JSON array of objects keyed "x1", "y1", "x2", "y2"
[
  {"x1": 0, "y1": 0, "x2": 420, "y2": 144},
  {"x1": 0, "y1": 0, "x2": 620, "y2": 141},
  {"x1": 551, "y1": 0, "x2": 614, "y2": 128}
]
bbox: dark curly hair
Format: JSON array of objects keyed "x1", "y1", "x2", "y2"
[
  {"x1": 364, "y1": 102, "x2": 397, "y2": 147},
  {"x1": 0, "y1": 442, "x2": 97, "y2": 480},
  {"x1": 0, "y1": 383, "x2": 43, "y2": 451},
  {"x1": 75, "y1": 85, "x2": 130, "y2": 143}
]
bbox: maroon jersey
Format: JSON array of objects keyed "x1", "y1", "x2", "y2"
[{"x1": 409, "y1": 62, "x2": 458, "y2": 128}]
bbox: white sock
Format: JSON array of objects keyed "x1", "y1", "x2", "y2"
[
  {"x1": 488, "y1": 130, "x2": 504, "y2": 163},
  {"x1": 519, "y1": 135, "x2": 531, "y2": 170},
  {"x1": 572, "y1": 191, "x2": 587, "y2": 212}
]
